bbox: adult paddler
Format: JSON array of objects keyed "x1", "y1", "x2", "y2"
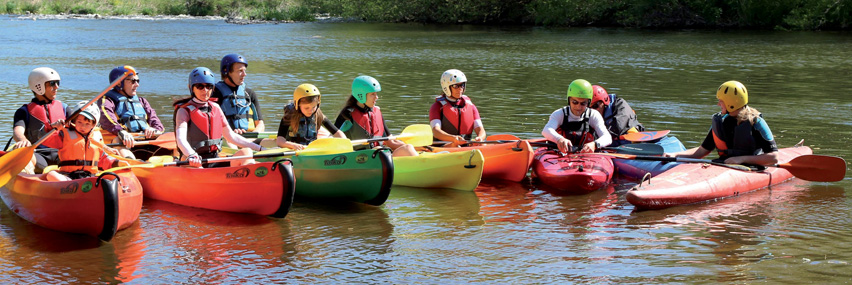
[
  {"x1": 212, "y1": 53, "x2": 265, "y2": 136},
  {"x1": 12, "y1": 67, "x2": 67, "y2": 174},
  {"x1": 541, "y1": 79, "x2": 612, "y2": 154},
  {"x1": 428, "y1": 69, "x2": 486, "y2": 147},
  {"x1": 589, "y1": 84, "x2": 645, "y2": 144},
  {"x1": 99, "y1": 65, "x2": 167, "y2": 160}
]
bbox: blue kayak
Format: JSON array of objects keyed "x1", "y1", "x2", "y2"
[{"x1": 613, "y1": 136, "x2": 686, "y2": 180}]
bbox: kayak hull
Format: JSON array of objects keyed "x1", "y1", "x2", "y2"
[
  {"x1": 614, "y1": 136, "x2": 686, "y2": 180},
  {"x1": 132, "y1": 161, "x2": 295, "y2": 217},
  {"x1": 428, "y1": 141, "x2": 533, "y2": 182},
  {"x1": 393, "y1": 149, "x2": 484, "y2": 191},
  {"x1": 0, "y1": 169, "x2": 143, "y2": 241},
  {"x1": 531, "y1": 148, "x2": 614, "y2": 195},
  {"x1": 256, "y1": 149, "x2": 394, "y2": 206},
  {"x1": 626, "y1": 146, "x2": 813, "y2": 210}
]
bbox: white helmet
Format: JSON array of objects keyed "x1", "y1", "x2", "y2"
[
  {"x1": 66, "y1": 100, "x2": 101, "y2": 126},
  {"x1": 28, "y1": 67, "x2": 61, "y2": 96},
  {"x1": 440, "y1": 69, "x2": 467, "y2": 96}
]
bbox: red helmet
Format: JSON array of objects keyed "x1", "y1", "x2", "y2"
[{"x1": 592, "y1": 85, "x2": 610, "y2": 106}]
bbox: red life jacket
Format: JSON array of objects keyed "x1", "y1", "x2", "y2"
[
  {"x1": 436, "y1": 95, "x2": 476, "y2": 137},
  {"x1": 25, "y1": 100, "x2": 65, "y2": 149},
  {"x1": 557, "y1": 107, "x2": 596, "y2": 147},
  {"x1": 347, "y1": 106, "x2": 385, "y2": 147},
  {"x1": 176, "y1": 101, "x2": 224, "y2": 157},
  {"x1": 57, "y1": 129, "x2": 101, "y2": 174}
]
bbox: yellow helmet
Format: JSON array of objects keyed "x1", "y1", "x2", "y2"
[
  {"x1": 293, "y1": 83, "x2": 321, "y2": 104},
  {"x1": 716, "y1": 80, "x2": 748, "y2": 112}
]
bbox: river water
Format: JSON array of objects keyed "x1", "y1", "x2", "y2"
[{"x1": 1, "y1": 16, "x2": 850, "y2": 283}]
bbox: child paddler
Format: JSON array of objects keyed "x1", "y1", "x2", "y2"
[
  {"x1": 173, "y1": 67, "x2": 266, "y2": 168},
  {"x1": 12, "y1": 67, "x2": 67, "y2": 174},
  {"x1": 98, "y1": 65, "x2": 167, "y2": 160},
  {"x1": 42, "y1": 101, "x2": 124, "y2": 182},
  {"x1": 665, "y1": 81, "x2": 778, "y2": 166},
  {"x1": 428, "y1": 69, "x2": 486, "y2": 147},
  {"x1": 334, "y1": 75, "x2": 417, "y2": 157},
  {"x1": 275, "y1": 84, "x2": 346, "y2": 151},
  {"x1": 541, "y1": 79, "x2": 612, "y2": 154}
]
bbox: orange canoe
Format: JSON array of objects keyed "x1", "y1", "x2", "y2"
[
  {"x1": 427, "y1": 140, "x2": 534, "y2": 182},
  {"x1": 130, "y1": 161, "x2": 295, "y2": 217},
  {"x1": 0, "y1": 169, "x2": 143, "y2": 241},
  {"x1": 626, "y1": 146, "x2": 813, "y2": 210}
]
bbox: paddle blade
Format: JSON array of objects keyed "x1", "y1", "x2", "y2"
[
  {"x1": 779, "y1": 155, "x2": 847, "y2": 182},
  {"x1": 620, "y1": 130, "x2": 670, "y2": 142},
  {"x1": 397, "y1": 124, "x2": 434, "y2": 147},
  {"x1": 303, "y1": 138, "x2": 354, "y2": 155},
  {"x1": 486, "y1": 134, "x2": 521, "y2": 141},
  {"x1": 0, "y1": 146, "x2": 36, "y2": 186},
  {"x1": 604, "y1": 143, "x2": 665, "y2": 156}
]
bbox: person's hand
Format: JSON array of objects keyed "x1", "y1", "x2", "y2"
[
  {"x1": 50, "y1": 119, "x2": 67, "y2": 131},
  {"x1": 119, "y1": 130, "x2": 136, "y2": 148},
  {"x1": 12, "y1": 139, "x2": 32, "y2": 150},
  {"x1": 188, "y1": 154, "x2": 203, "y2": 168},
  {"x1": 472, "y1": 135, "x2": 485, "y2": 142},
  {"x1": 106, "y1": 147, "x2": 120, "y2": 156},
  {"x1": 286, "y1": 142, "x2": 305, "y2": 151},
  {"x1": 451, "y1": 135, "x2": 467, "y2": 146},
  {"x1": 724, "y1": 156, "x2": 746, "y2": 165},
  {"x1": 144, "y1": 127, "x2": 158, "y2": 139},
  {"x1": 663, "y1": 153, "x2": 675, "y2": 158},
  {"x1": 557, "y1": 137, "x2": 573, "y2": 154},
  {"x1": 580, "y1": 141, "x2": 596, "y2": 153},
  {"x1": 234, "y1": 128, "x2": 246, "y2": 135},
  {"x1": 385, "y1": 139, "x2": 405, "y2": 149}
]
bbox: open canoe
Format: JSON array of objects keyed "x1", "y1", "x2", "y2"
[
  {"x1": 427, "y1": 140, "x2": 534, "y2": 182},
  {"x1": 531, "y1": 148, "x2": 614, "y2": 195},
  {"x1": 254, "y1": 149, "x2": 394, "y2": 206},
  {"x1": 0, "y1": 169, "x2": 143, "y2": 241},
  {"x1": 626, "y1": 146, "x2": 813, "y2": 210},
  {"x1": 614, "y1": 136, "x2": 686, "y2": 180},
  {"x1": 130, "y1": 161, "x2": 295, "y2": 217},
  {"x1": 394, "y1": 149, "x2": 484, "y2": 191}
]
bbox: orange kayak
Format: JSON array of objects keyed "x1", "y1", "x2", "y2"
[
  {"x1": 0, "y1": 169, "x2": 143, "y2": 241},
  {"x1": 626, "y1": 146, "x2": 812, "y2": 210},
  {"x1": 130, "y1": 161, "x2": 295, "y2": 217},
  {"x1": 427, "y1": 140, "x2": 534, "y2": 182}
]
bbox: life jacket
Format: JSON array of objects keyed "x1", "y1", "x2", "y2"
[
  {"x1": 104, "y1": 90, "x2": 150, "y2": 132},
  {"x1": 57, "y1": 128, "x2": 100, "y2": 174},
  {"x1": 215, "y1": 82, "x2": 254, "y2": 131},
  {"x1": 176, "y1": 101, "x2": 224, "y2": 157},
  {"x1": 602, "y1": 94, "x2": 644, "y2": 137},
  {"x1": 24, "y1": 100, "x2": 65, "y2": 149},
  {"x1": 710, "y1": 113, "x2": 764, "y2": 159},
  {"x1": 283, "y1": 103, "x2": 319, "y2": 145},
  {"x1": 557, "y1": 107, "x2": 596, "y2": 147},
  {"x1": 343, "y1": 106, "x2": 385, "y2": 147},
  {"x1": 436, "y1": 95, "x2": 476, "y2": 139}
]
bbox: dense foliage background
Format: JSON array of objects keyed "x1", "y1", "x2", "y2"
[{"x1": 2, "y1": 0, "x2": 849, "y2": 30}]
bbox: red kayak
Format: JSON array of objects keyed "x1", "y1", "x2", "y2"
[
  {"x1": 531, "y1": 148, "x2": 614, "y2": 195},
  {"x1": 626, "y1": 146, "x2": 813, "y2": 210},
  {"x1": 0, "y1": 169, "x2": 143, "y2": 241}
]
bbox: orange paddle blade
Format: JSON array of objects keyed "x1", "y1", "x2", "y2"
[
  {"x1": 0, "y1": 146, "x2": 36, "y2": 186},
  {"x1": 486, "y1": 134, "x2": 521, "y2": 141},
  {"x1": 777, "y1": 155, "x2": 846, "y2": 182},
  {"x1": 620, "y1": 130, "x2": 670, "y2": 142}
]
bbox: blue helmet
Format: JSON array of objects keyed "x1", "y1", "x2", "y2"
[
  {"x1": 220, "y1": 53, "x2": 248, "y2": 76},
  {"x1": 188, "y1": 67, "x2": 215, "y2": 94},
  {"x1": 109, "y1": 65, "x2": 137, "y2": 91}
]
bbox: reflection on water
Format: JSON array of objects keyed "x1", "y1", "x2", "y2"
[{"x1": 0, "y1": 17, "x2": 851, "y2": 283}]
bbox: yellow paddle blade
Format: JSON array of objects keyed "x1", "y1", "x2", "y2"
[
  {"x1": 99, "y1": 162, "x2": 165, "y2": 174},
  {"x1": 303, "y1": 138, "x2": 354, "y2": 155},
  {"x1": 0, "y1": 146, "x2": 36, "y2": 186},
  {"x1": 397, "y1": 124, "x2": 433, "y2": 147}
]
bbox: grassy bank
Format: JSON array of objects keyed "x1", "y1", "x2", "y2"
[{"x1": 3, "y1": 0, "x2": 850, "y2": 30}]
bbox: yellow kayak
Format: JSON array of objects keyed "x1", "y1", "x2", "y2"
[{"x1": 393, "y1": 149, "x2": 484, "y2": 191}]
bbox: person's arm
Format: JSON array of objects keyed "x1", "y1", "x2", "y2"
[
  {"x1": 275, "y1": 117, "x2": 305, "y2": 150},
  {"x1": 585, "y1": 111, "x2": 612, "y2": 152},
  {"x1": 322, "y1": 117, "x2": 346, "y2": 138},
  {"x1": 219, "y1": 109, "x2": 263, "y2": 151},
  {"x1": 470, "y1": 105, "x2": 486, "y2": 142},
  {"x1": 140, "y1": 97, "x2": 165, "y2": 134},
  {"x1": 724, "y1": 118, "x2": 779, "y2": 165},
  {"x1": 174, "y1": 108, "x2": 196, "y2": 158},
  {"x1": 12, "y1": 108, "x2": 31, "y2": 148},
  {"x1": 667, "y1": 130, "x2": 713, "y2": 158},
  {"x1": 541, "y1": 108, "x2": 573, "y2": 153}
]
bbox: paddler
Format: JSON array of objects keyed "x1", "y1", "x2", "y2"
[
  {"x1": 98, "y1": 65, "x2": 167, "y2": 160},
  {"x1": 665, "y1": 81, "x2": 778, "y2": 165},
  {"x1": 542, "y1": 79, "x2": 613, "y2": 154},
  {"x1": 334, "y1": 75, "x2": 417, "y2": 157},
  {"x1": 42, "y1": 101, "x2": 124, "y2": 181},
  {"x1": 173, "y1": 67, "x2": 266, "y2": 168},
  {"x1": 428, "y1": 69, "x2": 486, "y2": 147},
  {"x1": 212, "y1": 53, "x2": 266, "y2": 136},
  {"x1": 276, "y1": 84, "x2": 346, "y2": 150},
  {"x1": 588, "y1": 84, "x2": 645, "y2": 143},
  {"x1": 12, "y1": 67, "x2": 67, "y2": 174}
]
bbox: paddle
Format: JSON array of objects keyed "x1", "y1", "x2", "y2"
[
  {"x1": 596, "y1": 153, "x2": 846, "y2": 182},
  {"x1": 351, "y1": 124, "x2": 433, "y2": 147},
  {"x1": 451, "y1": 135, "x2": 666, "y2": 156},
  {"x1": 241, "y1": 132, "x2": 277, "y2": 139},
  {"x1": 107, "y1": 132, "x2": 176, "y2": 149},
  {"x1": 0, "y1": 70, "x2": 133, "y2": 186},
  {"x1": 101, "y1": 137, "x2": 354, "y2": 173},
  {"x1": 619, "y1": 130, "x2": 670, "y2": 142}
]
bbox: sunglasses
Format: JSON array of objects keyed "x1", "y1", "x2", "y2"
[
  {"x1": 45, "y1": 80, "x2": 60, "y2": 88},
  {"x1": 590, "y1": 101, "x2": 602, "y2": 109},
  {"x1": 193, "y1": 84, "x2": 215, "y2": 90},
  {"x1": 126, "y1": 79, "x2": 141, "y2": 84},
  {"x1": 450, "y1": 83, "x2": 466, "y2": 89},
  {"x1": 570, "y1": 99, "x2": 589, "y2": 106}
]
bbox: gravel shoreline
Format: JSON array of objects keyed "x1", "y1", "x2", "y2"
[{"x1": 8, "y1": 12, "x2": 361, "y2": 24}]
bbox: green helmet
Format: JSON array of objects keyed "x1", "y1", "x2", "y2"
[
  {"x1": 351, "y1": 75, "x2": 381, "y2": 104},
  {"x1": 566, "y1": 79, "x2": 593, "y2": 100}
]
